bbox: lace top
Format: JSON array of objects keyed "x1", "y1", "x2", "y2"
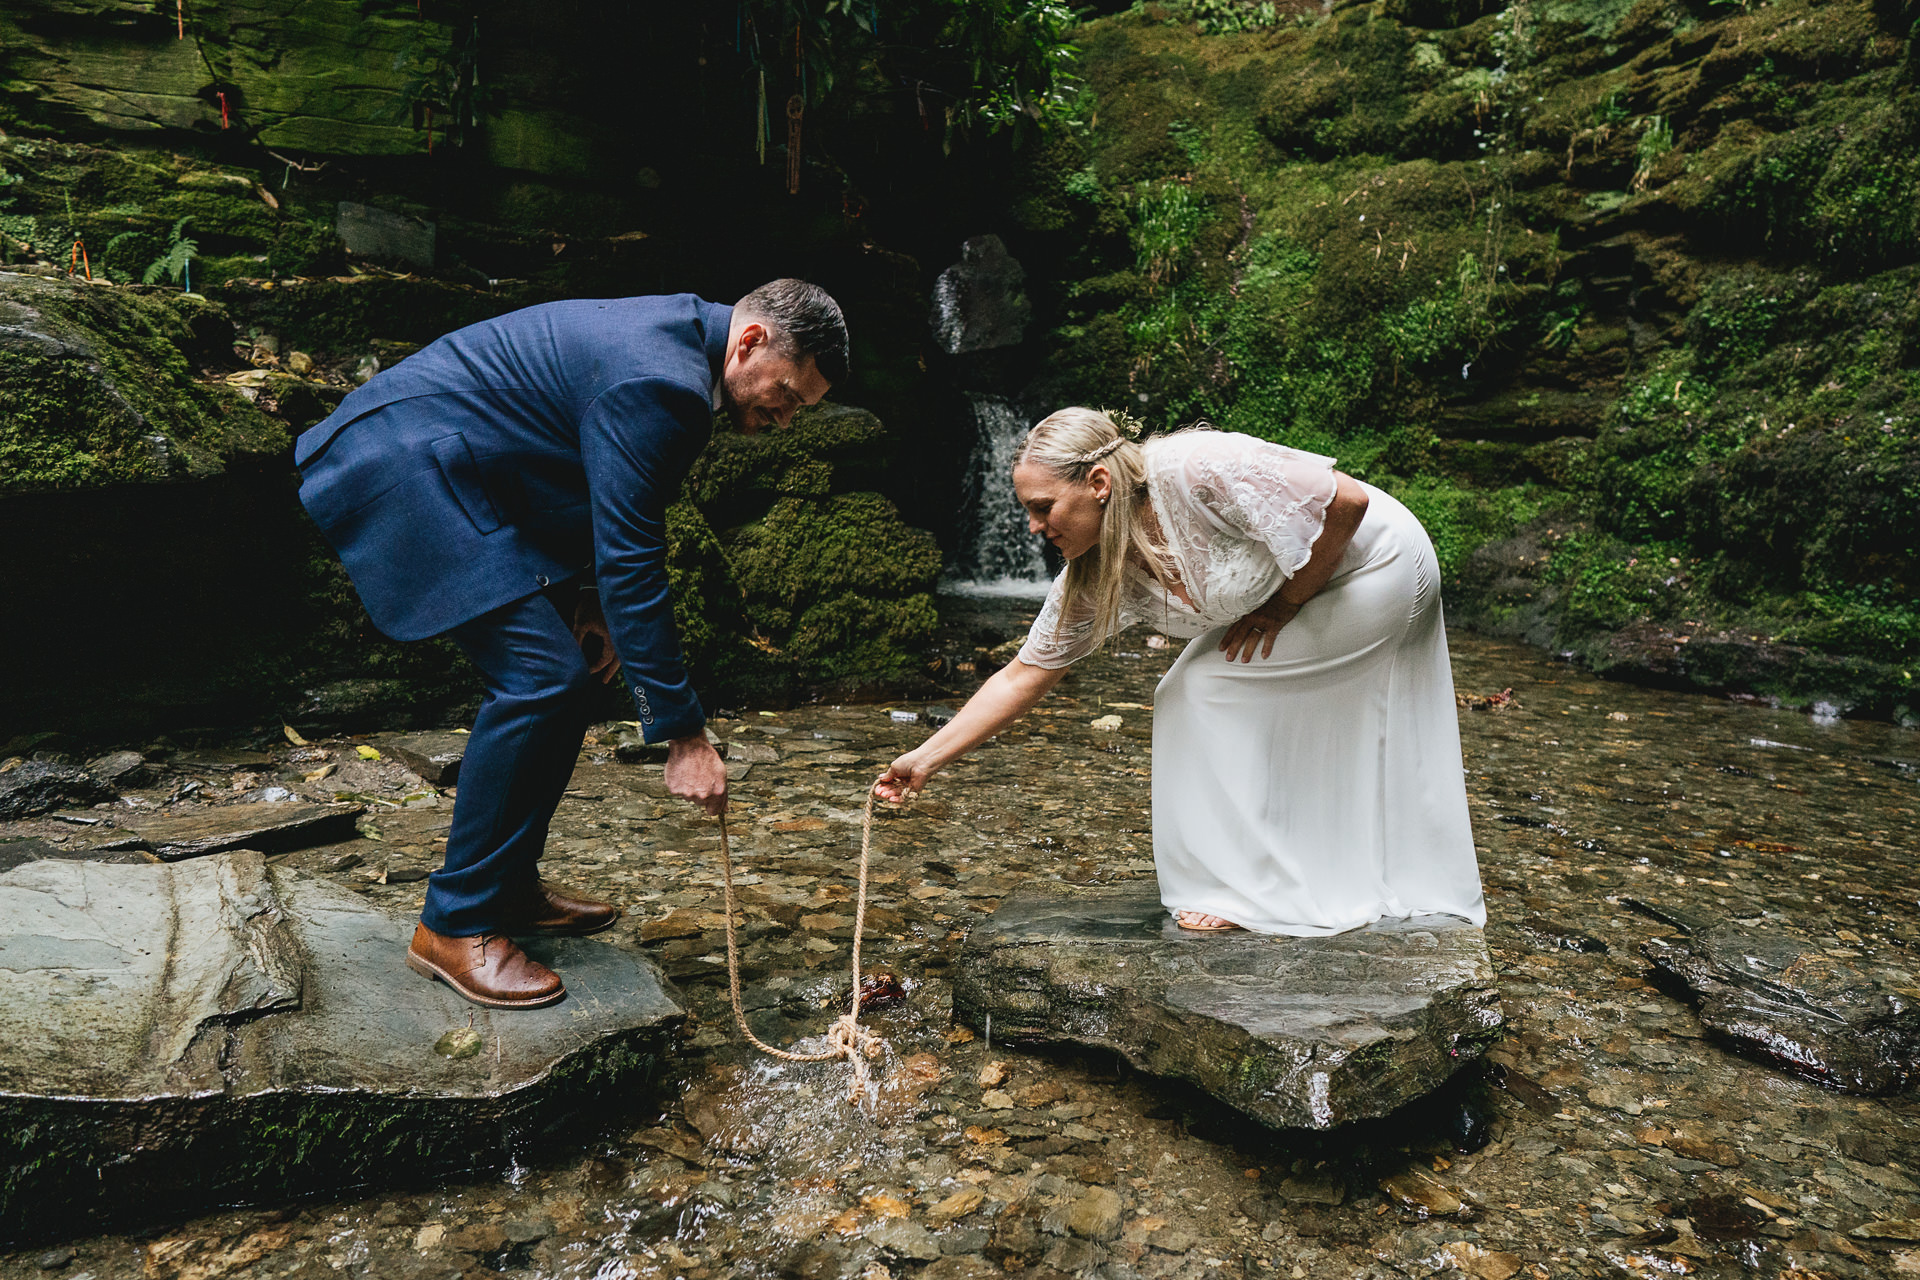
[{"x1": 1016, "y1": 430, "x2": 1337, "y2": 669}]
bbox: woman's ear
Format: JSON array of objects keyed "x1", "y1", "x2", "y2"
[{"x1": 1088, "y1": 464, "x2": 1112, "y2": 504}]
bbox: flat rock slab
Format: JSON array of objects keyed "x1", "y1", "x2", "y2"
[
  {"x1": 375, "y1": 731, "x2": 469, "y2": 787},
  {"x1": 86, "y1": 800, "x2": 364, "y2": 860},
  {"x1": 0, "y1": 853, "x2": 684, "y2": 1240},
  {"x1": 953, "y1": 883, "x2": 1502, "y2": 1130},
  {"x1": 1637, "y1": 901, "x2": 1918, "y2": 1094}
]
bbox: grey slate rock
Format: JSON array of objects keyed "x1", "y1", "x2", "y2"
[
  {"x1": 377, "y1": 731, "x2": 469, "y2": 787},
  {"x1": 336, "y1": 201, "x2": 436, "y2": 269},
  {"x1": 1641, "y1": 907, "x2": 1919, "y2": 1094},
  {"x1": 0, "y1": 760, "x2": 115, "y2": 820},
  {"x1": 85, "y1": 750, "x2": 154, "y2": 790},
  {"x1": 85, "y1": 799, "x2": 364, "y2": 860},
  {"x1": 953, "y1": 883, "x2": 1503, "y2": 1130},
  {"x1": 0, "y1": 852, "x2": 684, "y2": 1240}
]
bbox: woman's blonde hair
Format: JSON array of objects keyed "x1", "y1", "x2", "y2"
[{"x1": 1017, "y1": 406, "x2": 1173, "y2": 645}]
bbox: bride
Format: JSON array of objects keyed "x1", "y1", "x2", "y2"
[{"x1": 874, "y1": 407, "x2": 1485, "y2": 935}]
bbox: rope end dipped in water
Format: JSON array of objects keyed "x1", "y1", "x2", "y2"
[{"x1": 717, "y1": 781, "x2": 892, "y2": 1105}]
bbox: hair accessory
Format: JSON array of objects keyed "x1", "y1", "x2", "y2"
[
  {"x1": 1067, "y1": 437, "x2": 1125, "y2": 465},
  {"x1": 1102, "y1": 406, "x2": 1150, "y2": 441}
]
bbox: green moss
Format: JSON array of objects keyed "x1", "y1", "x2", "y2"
[{"x1": 0, "y1": 272, "x2": 285, "y2": 494}]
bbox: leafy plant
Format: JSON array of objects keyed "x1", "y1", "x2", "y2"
[
  {"x1": 143, "y1": 218, "x2": 198, "y2": 291},
  {"x1": 1632, "y1": 115, "x2": 1673, "y2": 191},
  {"x1": 1133, "y1": 179, "x2": 1208, "y2": 289}
]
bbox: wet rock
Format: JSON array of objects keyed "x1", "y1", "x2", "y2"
[
  {"x1": 1852, "y1": 1219, "x2": 1920, "y2": 1241},
  {"x1": 868, "y1": 1219, "x2": 941, "y2": 1261},
  {"x1": 32, "y1": 1246, "x2": 75, "y2": 1270},
  {"x1": 919, "y1": 1257, "x2": 1001, "y2": 1280},
  {"x1": 953, "y1": 883, "x2": 1503, "y2": 1129},
  {"x1": 1065, "y1": 1186, "x2": 1123, "y2": 1240},
  {"x1": 0, "y1": 852, "x2": 684, "y2": 1239},
  {"x1": 85, "y1": 750, "x2": 154, "y2": 790},
  {"x1": 86, "y1": 800, "x2": 365, "y2": 860},
  {"x1": 1378, "y1": 1169, "x2": 1469, "y2": 1220},
  {"x1": 929, "y1": 234, "x2": 1030, "y2": 355},
  {"x1": 1519, "y1": 916, "x2": 1607, "y2": 953},
  {"x1": 376, "y1": 732, "x2": 468, "y2": 787},
  {"x1": 1640, "y1": 905, "x2": 1919, "y2": 1094},
  {"x1": 0, "y1": 759, "x2": 115, "y2": 820},
  {"x1": 336, "y1": 202, "x2": 436, "y2": 269}
]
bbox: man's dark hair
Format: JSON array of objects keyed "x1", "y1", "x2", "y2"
[{"x1": 737, "y1": 278, "x2": 849, "y2": 384}]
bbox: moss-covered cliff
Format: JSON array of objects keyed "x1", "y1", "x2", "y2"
[{"x1": 1000, "y1": 0, "x2": 1920, "y2": 716}]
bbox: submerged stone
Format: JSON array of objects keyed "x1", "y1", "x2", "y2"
[
  {"x1": 1639, "y1": 904, "x2": 1919, "y2": 1095},
  {"x1": 953, "y1": 883, "x2": 1502, "y2": 1131},
  {"x1": 85, "y1": 799, "x2": 365, "y2": 860},
  {"x1": 0, "y1": 852, "x2": 684, "y2": 1240}
]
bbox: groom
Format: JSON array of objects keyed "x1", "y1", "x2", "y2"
[{"x1": 297, "y1": 279, "x2": 847, "y2": 1008}]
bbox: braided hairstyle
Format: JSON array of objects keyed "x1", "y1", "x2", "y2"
[{"x1": 1016, "y1": 406, "x2": 1175, "y2": 647}]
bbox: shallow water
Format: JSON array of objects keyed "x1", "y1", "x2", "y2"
[{"x1": 6, "y1": 608, "x2": 1918, "y2": 1280}]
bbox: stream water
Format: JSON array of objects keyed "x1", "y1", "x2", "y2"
[{"x1": 5, "y1": 604, "x2": 1918, "y2": 1280}]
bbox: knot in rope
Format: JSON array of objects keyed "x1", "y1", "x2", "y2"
[{"x1": 717, "y1": 784, "x2": 890, "y2": 1104}]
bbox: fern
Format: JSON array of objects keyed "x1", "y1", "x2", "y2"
[{"x1": 143, "y1": 217, "x2": 198, "y2": 289}]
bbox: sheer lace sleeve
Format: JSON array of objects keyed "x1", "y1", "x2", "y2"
[
  {"x1": 1172, "y1": 431, "x2": 1338, "y2": 580},
  {"x1": 1015, "y1": 570, "x2": 1137, "y2": 669}
]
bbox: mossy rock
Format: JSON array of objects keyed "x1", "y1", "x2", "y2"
[
  {"x1": 0, "y1": 270, "x2": 284, "y2": 493},
  {"x1": 686, "y1": 401, "x2": 890, "y2": 531},
  {"x1": 724, "y1": 491, "x2": 941, "y2": 680}
]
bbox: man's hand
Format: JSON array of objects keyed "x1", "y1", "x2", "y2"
[
  {"x1": 1218, "y1": 594, "x2": 1303, "y2": 663},
  {"x1": 665, "y1": 734, "x2": 727, "y2": 816},
  {"x1": 572, "y1": 590, "x2": 622, "y2": 683}
]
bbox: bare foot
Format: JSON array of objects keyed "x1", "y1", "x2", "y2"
[{"x1": 1175, "y1": 910, "x2": 1240, "y2": 931}]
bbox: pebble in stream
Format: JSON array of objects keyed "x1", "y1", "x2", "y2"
[{"x1": 3, "y1": 606, "x2": 1919, "y2": 1280}]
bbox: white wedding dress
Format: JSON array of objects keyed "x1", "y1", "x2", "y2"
[{"x1": 1017, "y1": 429, "x2": 1486, "y2": 935}]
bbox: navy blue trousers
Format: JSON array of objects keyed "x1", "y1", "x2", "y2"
[{"x1": 421, "y1": 588, "x2": 598, "y2": 936}]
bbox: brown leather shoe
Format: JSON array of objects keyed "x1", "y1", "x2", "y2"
[
  {"x1": 406, "y1": 924, "x2": 565, "y2": 1009},
  {"x1": 502, "y1": 879, "x2": 621, "y2": 937}
]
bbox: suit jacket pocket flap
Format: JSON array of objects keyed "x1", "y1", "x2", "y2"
[{"x1": 431, "y1": 433, "x2": 503, "y2": 534}]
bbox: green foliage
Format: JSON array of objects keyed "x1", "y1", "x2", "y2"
[
  {"x1": 1132, "y1": 178, "x2": 1209, "y2": 287},
  {"x1": 741, "y1": 0, "x2": 1088, "y2": 140},
  {"x1": 1163, "y1": 1, "x2": 1282, "y2": 35},
  {"x1": 1632, "y1": 114, "x2": 1672, "y2": 188},
  {"x1": 142, "y1": 217, "x2": 197, "y2": 289}
]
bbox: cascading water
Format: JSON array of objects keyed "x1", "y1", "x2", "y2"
[{"x1": 943, "y1": 393, "x2": 1052, "y2": 597}]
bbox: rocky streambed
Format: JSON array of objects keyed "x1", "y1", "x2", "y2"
[{"x1": 1, "y1": 605, "x2": 1918, "y2": 1279}]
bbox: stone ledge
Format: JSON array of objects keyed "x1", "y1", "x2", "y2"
[
  {"x1": 0, "y1": 853, "x2": 684, "y2": 1243},
  {"x1": 953, "y1": 882, "x2": 1502, "y2": 1130}
]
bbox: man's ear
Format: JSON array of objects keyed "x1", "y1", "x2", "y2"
[{"x1": 734, "y1": 320, "x2": 770, "y2": 360}]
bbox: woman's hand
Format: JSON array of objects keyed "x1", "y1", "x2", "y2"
[
  {"x1": 873, "y1": 747, "x2": 936, "y2": 804},
  {"x1": 1219, "y1": 595, "x2": 1302, "y2": 663}
]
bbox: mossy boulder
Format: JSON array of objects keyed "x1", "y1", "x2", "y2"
[
  {"x1": 1006, "y1": 0, "x2": 1920, "y2": 712},
  {"x1": 0, "y1": 270, "x2": 284, "y2": 493},
  {"x1": 726, "y1": 492, "x2": 941, "y2": 682}
]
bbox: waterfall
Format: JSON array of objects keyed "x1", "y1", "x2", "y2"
[{"x1": 944, "y1": 394, "x2": 1052, "y2": 597}]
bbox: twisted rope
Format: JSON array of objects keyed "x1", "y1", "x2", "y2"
[{"x1": 717, "y1": 786, "x2": 886, "y2": 1103}]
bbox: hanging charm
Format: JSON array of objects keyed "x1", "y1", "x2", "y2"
[
  {"x1": 786, "y1": 95, "x2": 803, "y2": 194},
  {"x1": 756, "y1": 67, "x2": 767, "y2": 166}
]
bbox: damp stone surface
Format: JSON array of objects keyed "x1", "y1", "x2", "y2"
[
  {"x1": 954, "y1": 882, "x2": 1503, "y2": 1129},
  {"x1": 0, "y1": 851, "x2": 684, "y2": 1239}
]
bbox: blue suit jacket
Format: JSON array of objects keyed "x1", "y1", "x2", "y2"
[{"x1": 295, "y1": 293, "x2": 731, "y2": 743}]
